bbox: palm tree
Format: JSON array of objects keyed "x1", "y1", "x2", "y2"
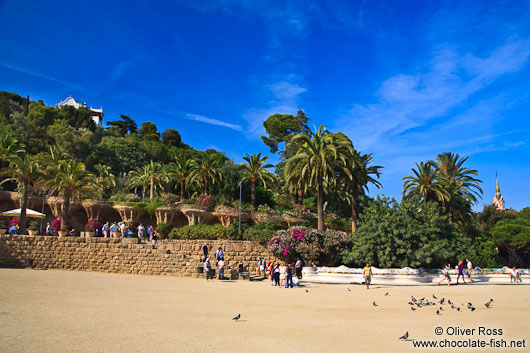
[
  {"x1": 285, "y1": 125, "x2": 352, "y2": 231},
  {"x1": 0, "y1": 133, "x2": 24, "y2": 163},
  {"x1": 45, "y1": 160, "x2": 95, "y2": 229},
  {"x1": 191, "y1": 153, "x2": 223, "y2": 195},
  {"x1": 403, "y1": 162, "x2": 449, "y2": 203},
  {"x1": 94, "y1": 164, "x2": 116, "y2": 201},
  {"x1": 240, "y1": 153, "x2": 276, "y2": 207},
  {"x1": 129, "y1": 161, "x2": 167, "y2": 201},
  {"x1": 343, "y1": 150, "x2": 383, "y2": 234},
  {"x1": 0, "y1": 154, "x2": 41, "y2": 234},
  {"x1": 128, "y1": 165, "x2": 150, "y2": 199},
  {"x1": 168, "y1": 157, "x2": 194, "y2": 202},
  {"x1": 431, "y1": 152, "x2": 482, "y2": 223}
]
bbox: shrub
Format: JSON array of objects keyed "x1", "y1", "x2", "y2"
[
  {"x1": 195, "y1": 194, "x2": 215, "y2": 209},
  {"x1": 0, "y1": 219, "x2": 6, "y2": 228},
  {"x1": 156, "y1": 223, "x2": 172, "y2": 238},
  {"x1": 268, "y1": 226, "x2": 351, "y2": 265},
  {"x1": 28, "y1": 221, "x2": 38, "y2": 230},
  {"x1": 169, "y1": 224, "x2": 239, "y2": 240},
  {"x1": 242, "y1": 221, "x2": 286, "y2": 244},
  {"x1": 85, "y1": 221, "x2": 103, "y2": 232}
]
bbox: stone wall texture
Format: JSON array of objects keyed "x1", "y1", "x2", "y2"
[{"x1": 0, "y1": 235, "x2": 271, "y2": 278}]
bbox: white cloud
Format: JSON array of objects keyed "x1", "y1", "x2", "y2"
[
  {"x1": 186, "y1": 113, "x2": 243, "y2": 131},
  {"x1": 336, "y1": 40, "x2": 530, "y2": 155},
  {"x1": 242, "y1": 76, "x2": 307, "y2": 138},
  {"x1": 0, "y1": 62, "x2": 85, "y2": 91},
  {"x1": 111, "y1": 61, "x2": 132, "y2": 80}
]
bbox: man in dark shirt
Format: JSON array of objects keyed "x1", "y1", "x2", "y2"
[{"x1": 202, "y1": 243, "x2": 208, "y2": 262}]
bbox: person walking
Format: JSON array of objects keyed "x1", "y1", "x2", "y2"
[
  {"x1": 438, "y1": 263, "x2": 451, "y2": 286},
  {"x1": 363, "y1": 263, "x2": 372, "y2": 289},
  {"x1": 286, "y1": 263, "x2": 294, "y2": 288},
  {"x1": 279, "y1": 261, "x2": 288, "y2": 288},
  {"x1": 465, "y1": 258, "x2": 473, "y2": 283},
  {"x1": 137, "y1": 223, "x2": 145, "y2": 241},
  {"x1": 110, "y1": 222, "x2": 118, "y2": 238},
  {"x1": 102, "y1": 222, "x2": 109, "y2": 238},
  {"x1": 273, "y1": 262, "x2": 280, "y2": 286},
  {"x1": 218, "y1": 259, "x2": 225, "y2": 280},
  {"x1": 456, "y1": 260, "x2": 466, "y2": 284},
  {"x1": 204, "y1": 257, "x2": 211, "y2": 281},
  {"x1": 119, "y1": 222, "x2": 126, "y2": 238},
  {"x1": 151, "y1": 229, "x2": 158, "y2": 249},
  {"x1": 295, "y1": 257, "x2": 303, "y2": 279}
]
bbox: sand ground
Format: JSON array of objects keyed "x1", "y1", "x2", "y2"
[{"x1": 0, "y1": 269, "x2": 529, "y2": 353}]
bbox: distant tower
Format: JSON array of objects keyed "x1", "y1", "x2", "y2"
[{"x1": 492, "y1": 173, "x2": 505, "y2": 210}]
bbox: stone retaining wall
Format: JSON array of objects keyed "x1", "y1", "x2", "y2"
[{"x1": 0, "y1": 235, "x2": 271, "y2": 277}]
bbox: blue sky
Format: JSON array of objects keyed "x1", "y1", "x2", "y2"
[{"x1": 1, "y1": 0, "x2": 529, "y2": 210}]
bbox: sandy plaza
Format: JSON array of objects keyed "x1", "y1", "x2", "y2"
[{"x1": 1, "y1": 268, "x2": 528, "y2": 353}]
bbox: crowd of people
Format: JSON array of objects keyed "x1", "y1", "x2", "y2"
[{"x1": 265, "y1": 257, "x2": 304, "y2": 288}]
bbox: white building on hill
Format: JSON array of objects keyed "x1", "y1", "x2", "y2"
[{"x1": 57, "y1": 96, "x2": 103, "y2": 127}]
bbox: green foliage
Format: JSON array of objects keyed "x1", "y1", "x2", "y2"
[
  {"x1": 242, "y1": 221, "x2": 286, "y2": 244},
  {"x1": 107, "y1": 114, "x2": 137, "y2": 135},
  {"x1": 137, "y1": 121, "x2": 160, "y2": 141},
  {"x1": 342, "y1": 196, "x2": 472, "y2": 268},
  {"x1": 161, "y1": 128, "x2": 182, "y2": 148},
  {"x1": 91, "y1": 136, "x2": 148, "y2": 174},
  {"x1": 473, "y1": 235, "x2": 500, "y2": 268},
  {"x1": 168, "y1": 224, "x2": 240, "y2": 240},
  {"x1": 156, "y1": 223, "x2": 172, "y2": 238},
  {"x1": 261, "y1": 110, "x2": 310, "y2": 153},
  {"x1": 491, "y1": 218, "x2": 530, "y2": 266}
]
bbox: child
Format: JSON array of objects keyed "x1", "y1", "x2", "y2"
[{"x1": 438, "y1": 263, "x2": 451, "y2": 286}]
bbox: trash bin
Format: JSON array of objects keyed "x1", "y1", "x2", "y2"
[
  {"x1": 209, "y1": 269, "x2": 215, "y2": 279},
  {"x1": 230, "y1": 269, "x2": 239, "y2": 280},
  {"x1": 197, "y1": 266, "x2": 204, "y2": 274}
]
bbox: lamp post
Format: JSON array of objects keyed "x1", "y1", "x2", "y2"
[
  {"x1": 39, "y1": 191, "x2": 46, "y2": 234},
  {"x1": 238, "y1": 183, "x2": 242, "y2": 231}
]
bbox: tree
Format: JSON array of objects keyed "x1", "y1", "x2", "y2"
[
  {"x1": 492, "y1": 218, "x2": 530, "y2": 267},
  {"x1": 0, "y1": 133, "x2": 24, "y2": 163},
  {"x1": 44, "y1": 159, "x2": 95, "y2": 230},
  {"x1": 431, "y1": 152, "x2": 482, "y2": 224},
  {"x1": 137, "y1": 121, "x2": 160, "y2": 141},
  {"x1": 162, "y1": 128, "x2": 183, "y2": 148},
  {"x1": 191, "y1": 153, "x2": 223, "y2": 195},
  {"x1": 240, "y1": 153, "x2": 275, "y2": 207},
  {"x1": 128, "y1": 165, "x2": 150, "y2": 199},
  {"x1": 91, "y1": 136, "x2": 148, "y2": 174},
  {"x1": 168, "y1": 157, "x2": 194, "y2": 202},
  {"x1": 342, "y1": 196, "x2": 470, "y2": 268},
  {"x1": 403, "y1": 162, "x2": 449, "y2": 203},
  {"x1": 0, "y1": 154, "x2": 41, "y2": 234},
  {"x1": 129, "y1": 161, "x2": 167, "y2": 201},
  {"x1": 285, "y1": 125, "x2": 352, "y2": 230},
  {"x1": 94, "y1": 164, "x2": 116, "y2": 200},
  {"x1": 342, "y1": 150, "x2": 383, "y2": 234},
  {"x1": 261, "y1": 110, "x2": 310, "y2": 153},
  {"x1": 107, "y1": 114, "x2": 137, "y2": 135}
]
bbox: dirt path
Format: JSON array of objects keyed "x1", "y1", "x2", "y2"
[{"x1": 1, "y1": 269, "x2": 528, "y2": 352}]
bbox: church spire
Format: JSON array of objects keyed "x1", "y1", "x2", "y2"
[{"x1": 493, "y1": 172, "x2": 505, "y2": 210}]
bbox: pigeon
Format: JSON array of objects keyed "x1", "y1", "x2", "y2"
[
  {"x1": 385, "y1": 292, "x2": 390, "y2": 296},
  {"x1": 411, "y1": 307, "x2": 416, "y2": 311},
  {"x1": 436, "y1": 310, "x2": 440, "y2": 315},
  {"x1": 419, "y1": 297, "x2": 425, "y2": 301},
  {"x1": 440, "y1": 298, "x2": 445, "y2": 305},
  {"x1": 457, "y1": 308, "x2": 460, "y2": 311},
  {"x1": 305, "y1": 289, "x2": 309, "y2": 293},
  {"x1": 471, "y1": 307, "x2": 476, "y2": 312},
  {"x1": 467, "y1": 303, "x2": 472, "y2": 309},
  {"x1": 408, "y1": 301, "x2": 414, "y2": 305},
  {"x1": 232, "y1": 314, "x2": 241, "y2": 321},
  {"x1": 411, "y1": 296, "x2": 417, "y2": 302},
  {"x1": 372, "y1": 301, "x2": 378, "y2": 306},
  {"x1": 399, "y1": 332, "x2": 409, "y2": 340},
  {"x1": 439, "y1": 307, "x2": 443, "y2": 311},
  {"x1": 448, "y1": 300, "x2": 452, "y2": 305},
  {"x1": 490, "y1": 298, "x2": 494, "y2": 302},
  {"x1": 485, "y1": 302, "x2": 490, "y2": 308},
  {"x1": 347, "y1": 288, "x2": 351, "y2": 292},
  {"x1": 433, "y1": 294, "x2": 438, "y2": 299},
  {"x1": 451, "y1": 304, "x2": 455, "y2": 309}
]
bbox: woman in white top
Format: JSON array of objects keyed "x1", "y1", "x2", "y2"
[{"x1": 279, "y1": 261, "x2": 288, "y2": 288}]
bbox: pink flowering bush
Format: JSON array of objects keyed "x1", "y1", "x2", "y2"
[
  {"x1": 85, "y1": 221, "x2": 103, "y2": 232},
  {"x1": 268, "y1": 226, "x2": 351, "y2": 265},
  {"x1": 195, "y1": 194, "x2": 215, "y2": 209}
]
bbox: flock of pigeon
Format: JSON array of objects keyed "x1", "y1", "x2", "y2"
[{"x1": 398, "y1": 294, "x2": 495, "y2": 340}]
